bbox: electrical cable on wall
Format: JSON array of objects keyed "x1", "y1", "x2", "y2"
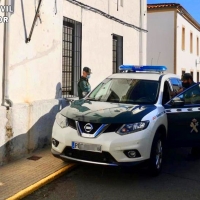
[
  {"x1": 26, "y1": 0, "x2": 43, "y2": 43},
  {"x1": 66, "y1": 0, "x2": 148, "y2": 32},
  {"x1": 35, "y1": 0, "x2": 42, "y2": 25}
]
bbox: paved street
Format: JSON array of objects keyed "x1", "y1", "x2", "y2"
[{"x1": 24, "y1": 147, "x2": 200, "y2": 200}]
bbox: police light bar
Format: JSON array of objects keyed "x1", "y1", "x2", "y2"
[{"x1": 119, "y1": 65, "x2": 167, "y2": 73}]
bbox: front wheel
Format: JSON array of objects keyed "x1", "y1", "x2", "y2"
[{"x1": 149, "y1": 133, "x2": 164, "y2": 176}]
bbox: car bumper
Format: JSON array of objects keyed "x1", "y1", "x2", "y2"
[
  {"x1": 51, "y1": 148, "x2": 147, "y2": 166},
  {"x1": 51, "y1": 121, "x2": 152, "y2": 166}
]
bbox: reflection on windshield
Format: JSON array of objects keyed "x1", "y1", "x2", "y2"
[{"x1": 87, "y1": 78, "x2": 159, "y2": 104}]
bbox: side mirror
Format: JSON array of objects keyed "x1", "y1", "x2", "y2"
[{"x1": 170, "y1": 97, "x2": 185, "y2": 107}]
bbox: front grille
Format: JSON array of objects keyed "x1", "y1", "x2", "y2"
[
  {"x1": 68, "y1": 118, "x2": 76, "y2": 129},
  {"x1": 64, "y1": 147, "x2": 117, "y2": 164},
  {"x1": 104, "y1": 123, "x2": 123, "y2": 133},
  {"x1": 78, "y1": 121, "x2": 101, "y2": 134},
  {"x1": 67, "y1": 119, "x2": 123, "y2": 133}
]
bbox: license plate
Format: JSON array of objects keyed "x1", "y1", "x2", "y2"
[{"x1": 72, "y1": 141, "x2": 102, "y2": 153}]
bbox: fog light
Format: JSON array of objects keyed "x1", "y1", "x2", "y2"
[
  {"x1": 128, "y1": 151, "x2": 136, "y2": 158},
  {"x1": 124, "y1": 149, "x2": 141, "y2": 158},
  {"x1": 52, "y1": 138, "x2": 59, "y2": 147}
]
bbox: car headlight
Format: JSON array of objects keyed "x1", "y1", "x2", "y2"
[
  {"x1": 56, "y1": 113, "x2": 68, "y2": 128},
  {"x1": 117, "y1": 121, "x2": 149, "y2": 135}
]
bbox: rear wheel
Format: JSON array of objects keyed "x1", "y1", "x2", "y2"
[{"x1": 149, "y1": 132, "x2": 164, "y2": 176}]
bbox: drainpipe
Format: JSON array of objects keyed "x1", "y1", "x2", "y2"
[
  {"x1": 139, "y1": 0, "x2": 143, "y2": 66},
  {"x1": 2, "y1": 0, "x2": 14, "y2": 139},
  {"x1": 2, "y1": 0, "x2": 14, "y2": 108}
]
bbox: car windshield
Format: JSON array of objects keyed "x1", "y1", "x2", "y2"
[{"x1": 87, "y1": 78, "x2": 159, "y2": 104}]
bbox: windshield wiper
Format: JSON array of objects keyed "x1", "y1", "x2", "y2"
[
  {"x1": 86, "y1": 97, "x2": 97, "y2": 101},
  {"x1": 86, "y1": 95, "x2": 103, "y2": 101}
]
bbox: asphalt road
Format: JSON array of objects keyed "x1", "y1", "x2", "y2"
[{"x1": 24, "y1": 147, "x2": 200, "y2": 200}]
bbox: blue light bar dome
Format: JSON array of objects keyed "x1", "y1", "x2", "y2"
[{"x1": 119, "y1": 65, "x2": 167, "y2": 72}]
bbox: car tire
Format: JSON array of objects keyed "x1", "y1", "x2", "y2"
[{"x1": 148, "y1": 132, "x2": 164, "y2": 176}]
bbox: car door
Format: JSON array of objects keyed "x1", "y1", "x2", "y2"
[{"x1": 164, "y1": 83, "x2": 200, "y2": 147}]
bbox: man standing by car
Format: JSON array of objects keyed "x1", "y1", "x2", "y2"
[
  {"x1": 170, "y1": 73, "x2": 200, "y2": 159},
  {"x1": 180, "y1": 73, "x2": 200, "y2": 159},
  {"x1": 170, "y1": 73, "x2": 196, "y2": 96},
  {"x1": 78, "y1": 67, "x2": 92, "y2": 99},
  {"x1": 181, "y1": 73, "x2": 196, "y2": 90},
  {"x1": 171, "y1": 73, "x2": 196, "y2": 97}
]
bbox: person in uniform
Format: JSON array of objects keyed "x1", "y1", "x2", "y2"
[
  {"x1": 171, "y1": 73, "x2": 196, "y2": 97},
  {"x1": 78, "y1": 67, "x2": 92, "y2": 99},
  {"x1": 170, "y1": 73, "x2": 200, "y2": 159},
  {"x1": 180, "y1": 74, "x2": 200, "y2": 160},
  {"x1": 181, "y1": 73, "x2": 196, "y2": 90}
]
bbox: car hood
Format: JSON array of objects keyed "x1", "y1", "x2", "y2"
[{"x1": 60, "y1": 99, "x2": 156, "y2": 123}]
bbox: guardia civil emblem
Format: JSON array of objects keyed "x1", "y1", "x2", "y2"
[{"x1": 190, "y1": 119, "x2": 199, "y2": 133}]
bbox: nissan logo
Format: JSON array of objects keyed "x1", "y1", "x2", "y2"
[{"x1": 84, "y1": 123, "x2": 93, "y2": 133}]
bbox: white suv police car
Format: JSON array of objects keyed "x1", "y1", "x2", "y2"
[{"x1": 52, "y1": 65, "x2": 200, "y2": 176}]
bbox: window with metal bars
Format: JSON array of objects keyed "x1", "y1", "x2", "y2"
[
  {"x1": 62, "y1": 17, "x2": 82, "y2": 98},
  {"x1": 112, "y1": 34, "x2": 123, "y2": 73}
]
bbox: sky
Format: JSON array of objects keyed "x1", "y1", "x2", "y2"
[{"x1": 147, "y1": 0, "x2": 200, "y2": 23}]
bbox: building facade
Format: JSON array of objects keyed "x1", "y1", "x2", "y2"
[
  {"x1": 147, "y1": 3, "x2": 200, "y2": 80},
  {"x1": 0, "y1": 0, "x2": 147, "y2": 164}
]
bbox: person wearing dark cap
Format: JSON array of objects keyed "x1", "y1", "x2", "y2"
[
  {"x1": 181, "y1": 73, "x2": 196, "y2": 89},
  {"x1": 78, "y1": 67, "x2": 92, "y2": 99},
  {"x1": 171, "y1": 73, "x2": 196, "y2": 97}
]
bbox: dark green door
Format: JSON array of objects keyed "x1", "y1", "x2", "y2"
[{"x1": 164, "y1": 83, "x2": 200, "y2": 147}]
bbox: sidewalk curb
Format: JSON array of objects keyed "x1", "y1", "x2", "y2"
[{"x1": 6, "y1": 163, "x2": 77, "y2": 200}]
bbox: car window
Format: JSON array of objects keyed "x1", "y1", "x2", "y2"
[
  {"x1": 87, "y1": 78, "x2": 159, "y2": 104},
  {"x1": 93, "y1": 80, "x2": 112, "y2": 99},
  {"x1": 177, "y1": 83, "x2": 200, "y2": 105},
  {"x1": 162, "y1": 81, "x2": 171, "y2": 105},
  {"x1": 169, "y1": 78, "x2": 182, "y2": 92},
  {"x1": 89, "y1": 78, "x2": 111, "y2": 99},
  {"x1": 177, "y1": 79, "x2": 182, "y2": 87}
]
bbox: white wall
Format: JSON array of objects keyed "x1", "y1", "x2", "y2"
[
  {"x1": 147, "y1": 11, "x2": 175, "y2": 73},
  {"x1": 0, "y1": 99, "x2": 68, "y2": 165},
  {"x1": 176, "y1": 13, "x2": 200, "y2": 81},
  {"x1": 0, "y1": 0, "x2": 64, "y2": 164},
  {"x1": 7, "y1": 0, "x2": 63, "y2": 103},
  {"x1": 79, "y1": 0, "x2": 140, "y2": 26}
]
